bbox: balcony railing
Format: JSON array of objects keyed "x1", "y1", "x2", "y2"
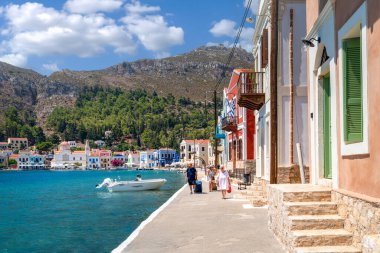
[
  {"x1": 221, "y1": 116, "x2": 237, "y2": 132},
  {"x1": 237, "y1": 71, "x2": 265, "y2": 111}
]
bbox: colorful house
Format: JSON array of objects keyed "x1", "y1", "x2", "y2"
[
  {"x1": 154, "y1": 148, "x2": 179, "y2": 167},
  {"x1": 220, "y1": 69, "x2": 256, "y2": 174},
  {"x1": 0, "y1": 142, "x2": 8, "y2": 150}
]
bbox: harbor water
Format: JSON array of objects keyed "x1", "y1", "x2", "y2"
[{"x1": 0, "y1": 170, "x2": 186, "y2": 253}]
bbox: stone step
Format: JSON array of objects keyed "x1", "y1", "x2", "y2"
[
  {"x1": 249, "y1": 196, "x2": 267, "y2": 207},
  {"x1": 246, "y1": 185, "x2": 263, "y2": 191},
  {"x1": 294, "y1": 246, "x2": 361, "y2": 253},
  {"x1": 292, "y1": 229, "x2": 352, "y2": 247},
  {"x1": 240, "y1": 190, "x2": 264, "y2": 197},
  {"x1": 285, "y1": 202, "x2": 338, "y2": 216},
  {"x1": 289, "y1": 215, "x2": 344, "y2": 230},
  {"x1": 283, "y1": 191, "x2": 331, "y2": 202}
]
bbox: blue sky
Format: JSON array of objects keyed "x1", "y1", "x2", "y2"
[{"x1": 0, "y1": 0, "x2": 258, "y2": 75}]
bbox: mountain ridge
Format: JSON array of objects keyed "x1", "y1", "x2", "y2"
[{"x1": 0, "y1": 45, "x2": 254, "y2": 129}]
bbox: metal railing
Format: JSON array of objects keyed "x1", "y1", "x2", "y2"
[
  {"x1": 221, "y1": 116, "x2": 237, "y2": 129},
  {"x1": 231, "y1": 168, "x2": 254, "y2": 184},
  {"x1": 238, "y1": 71, "x2": 265, "y2": 96}
]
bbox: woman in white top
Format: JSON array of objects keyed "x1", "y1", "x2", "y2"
[{"x1": 218, "y1": 166, "x2": 230, "y2": 199}]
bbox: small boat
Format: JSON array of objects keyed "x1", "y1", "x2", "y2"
[{"x1": 96, "y1": 175, "x2": 167, "y2": 192}]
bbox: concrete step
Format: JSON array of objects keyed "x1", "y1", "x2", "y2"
[
  {"x1": 285, "y1": 202, "x2": 338, "y2": 216},
  {"x1": 283, "y1": 191, "x2": 331, "y2": 202},
  {"x1": 292, "y1": 229, "x2": 352, "y2": 247},
  {"x1": 289, "y1": 215, "x2": 344, "y2": 230},
  {"x1": 294, "y1": 246, "x2": 361, "y2": 253}
]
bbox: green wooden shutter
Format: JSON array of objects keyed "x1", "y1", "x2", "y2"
[{"x1": 343, "y1": 37, "x2": 362, "y2": 143}]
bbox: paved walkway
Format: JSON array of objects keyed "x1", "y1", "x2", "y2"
[{"x1": 115, "y1": 181, "x2": 285, "y2": 253}]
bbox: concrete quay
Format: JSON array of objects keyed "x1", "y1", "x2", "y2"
[{"x1": 114, "y1": 180, "x2": 285, "y2": 253}]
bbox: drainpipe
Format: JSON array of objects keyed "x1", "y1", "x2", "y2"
[
  {"x1": 270, "y1": 0, "x2": 279, "y2": 184},
  {"x1": 289, "y1": 9, "x2": 294, "y2": 166}
]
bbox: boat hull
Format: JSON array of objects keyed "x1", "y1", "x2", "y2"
[{"x1": 107, "y1": 179, "x2": 167, "y2": 192}]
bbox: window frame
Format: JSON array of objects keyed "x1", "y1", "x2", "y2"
[{"x1": 338, "y1": 2, "x2": 368, "y2": 156}]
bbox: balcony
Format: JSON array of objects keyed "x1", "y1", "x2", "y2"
[
  {"x1": 237, "y1": 71, "x2": 265, "y2": 111},
  {"x1": 221, "y1": 116, "x2": 237, "y2": 132}
]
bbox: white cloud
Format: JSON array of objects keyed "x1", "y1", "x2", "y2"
[
  {"x1": 122, "y1": 1, "x2": 184, "y2": 52},
  {"x1": 0, "y1": 53, "x2": 27, "y2": 67},
  {"x1": 64, "y1": 0, "x2": 123, "y2": 14},
  {"x1": 0, "y1": 2, "x2": 136, "y2": 65},
  {"x1": 210, "y1": 19, "x2": 236, "y2": 37},
  {"x1": 125, "y1": 0, "x2": 160, "y2": 14},
  {"x1": 42, "y1": 63, "x2": 59, "y2": 72},
  {"x1": 209, "y1": 18, "x2": 254, "y2": 52}
]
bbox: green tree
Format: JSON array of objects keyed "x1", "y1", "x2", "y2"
[
  {"x1": 36, "y1": 142, "x2": 54, "y2": 152},
  {"x1": 8, "y1": 159, "x2": 17, "y2": 166}
]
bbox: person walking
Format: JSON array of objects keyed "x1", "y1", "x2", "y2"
[
  {"x1": 217, "y1": 166, "x2": 230, "y2": 199},
  {"x1": 186, "y1": 163, "x2": 197, "y2": 194},
  {"x1": 207, "y1": 166, "x2": 216, "y2": 192}
]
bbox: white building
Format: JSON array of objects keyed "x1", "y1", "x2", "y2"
[
  {"x1": 17, "y1": 153, "x2": 44, "y2": 170},
  {"x1": 51, "y1": 141, "x2": 89, "y2": 169},
  {"x1": 252, "y1": 0, "x2": 309, "y2": 183},
  {"x1": 8, "y1": 138, "x2": 28, "y2": 150},
  {"x1": 180, "y1": 140, "x2": 209, "y2": 168},
  {"x1": 67, "y1": 141, "x2": 77, "y2": 148},
  {"x1": 140, "y1": 150, "x2": 155, "y2": 168}
]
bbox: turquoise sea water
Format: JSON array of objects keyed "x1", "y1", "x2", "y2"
[{"x1": 0, "y1": 170, "x2": 186, "y2": 253}]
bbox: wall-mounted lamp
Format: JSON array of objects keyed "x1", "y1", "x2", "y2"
[
  {"x1": 302, "y1": 37, "x2": 321, "y2": 47},
  {"x1": 246, "y1": 15, "x2": 270, "y2": 23}
]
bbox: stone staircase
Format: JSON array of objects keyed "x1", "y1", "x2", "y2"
[
  {"x1": 232, "y1": 177, "x2": 267, "y2": 206},
  {"x1": 268, "y1": 184, "x2": 361, "y2": 253}
]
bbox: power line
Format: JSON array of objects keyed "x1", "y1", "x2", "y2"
[{"x1": 214, "y1": 0, "x2": 253, "y2": 91}]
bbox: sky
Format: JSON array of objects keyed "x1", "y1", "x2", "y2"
[{"x1": 0, "y1": 0, "x2": 258, "y2": 75}]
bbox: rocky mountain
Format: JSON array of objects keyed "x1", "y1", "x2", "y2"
[{"x1": 0, "y1": 45, "x2": 254, "y2": 127}]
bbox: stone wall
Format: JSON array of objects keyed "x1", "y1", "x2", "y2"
[
  {"x1": 267, "y1": 185, "x2": 287, "y2": 245},
  {"x1": 332, "y1": 191, "x2": 380, "y2": 251},
  {"x1": 278, "y1": 165, "x2": 310, "y2": 184}
]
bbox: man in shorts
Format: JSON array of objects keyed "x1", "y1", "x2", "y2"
[{"x1": 186, "y1": 163, "x2": 197, "y2": 194}]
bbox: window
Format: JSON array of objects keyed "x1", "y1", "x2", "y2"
[
  {"x1": 343, "y1": 37, "x2": 362, "y2": 143},
  {"x1": 188, "y1": 145, "x2": 191, "y2": 151},
  {"x1": 188, "y1": 154, "x2": 191, "y2": 159},
  {"x1": 228, "y1": 142, "x2": 232, "y2": 161},
  {"x1": 261, "y1": 29, "x2": 268, "y2": 68},
  {"x1": 202, "y1": 147, "x2": 205, "y2": 152},
  {"x1": 338, "y1": 2, "x2": 368, "y2": 155},
  {"x1": 237, "y1": 139, "x2": 243, "y2": 160}
]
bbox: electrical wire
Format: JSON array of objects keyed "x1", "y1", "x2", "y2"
[{"x1": 214, "y1": 0, "x2": 253, "y2": 91}]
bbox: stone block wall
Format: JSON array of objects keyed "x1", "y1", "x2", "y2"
[
  {"x1": 278, "y1": 165, "x2": 310, "y2": 184},
  {"x1": 267, "y1": 185, "x2": 288, "y2": 246},
  {"x1": 332, "y1": 191, "x2": 380, "y2": 251}
]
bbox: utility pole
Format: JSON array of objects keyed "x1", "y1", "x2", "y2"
[
  {"x1": 214, "y1": 90, "x2": 219, "y2": 167},
  {"x1": 289, "y1": 9, "x2": 294, "y2": 165},
  {"x1": 270, "y1": 0, "x2": 279, "y2": 184}
]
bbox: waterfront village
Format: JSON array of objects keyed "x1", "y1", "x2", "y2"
[
  {"x1": 1, "y1": 0, "x2": 380, "y2": 253},
  {"x1": 0, "y1": 137, "x2": 215, "y2": 170}
]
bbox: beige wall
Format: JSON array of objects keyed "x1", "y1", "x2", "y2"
[
  {"x1": 335, "y1": 0, "x2": 380, "y2": 198},
  {"x1": 305, "y1": 0, "x2": 319, "y2": 33}
]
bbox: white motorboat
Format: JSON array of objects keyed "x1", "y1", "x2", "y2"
[{"x1": 96, "y1": 176, "x2": 167, "y2": 192}]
